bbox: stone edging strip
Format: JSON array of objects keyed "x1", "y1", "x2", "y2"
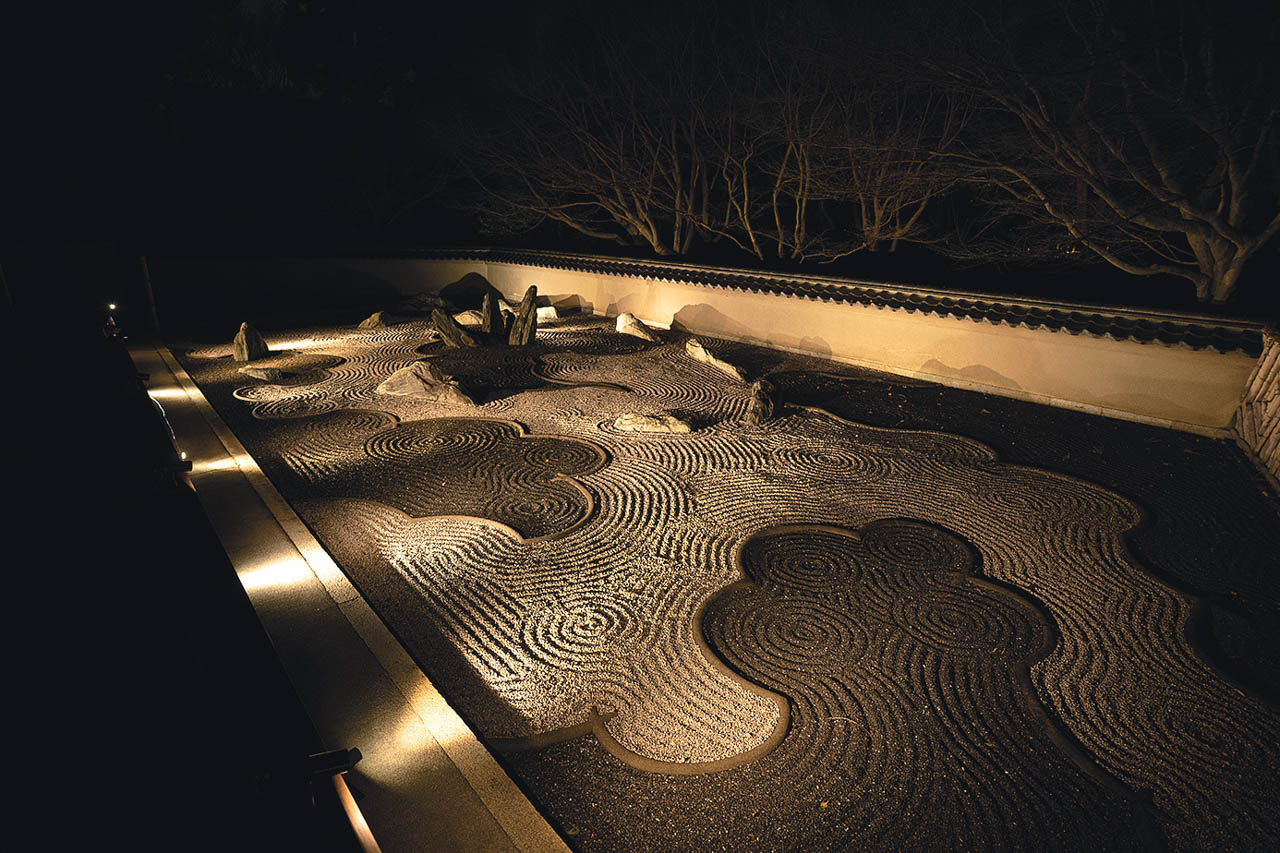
[{"x1": 148, "y1": 343, "x2": 570, "y2": 853}]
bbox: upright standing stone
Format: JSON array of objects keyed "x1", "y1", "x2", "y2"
[
  {"x1": 432, "y1": 309, "x2": 478, "y2": 347},
  {"x1": 233, "y1": 322, "x2": 269, "y2": 361},
  {"x1": 481, "y1": 292, "x2": 504, "y2": 338},
  {"x1": 744, "y1": 378, "x2": 776, "y2": 426},
  {"x1": 508, "y1": 285, "x2": 538, "y2": 346}
]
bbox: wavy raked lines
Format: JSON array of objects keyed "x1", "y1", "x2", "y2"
[
  {"x1": 263, "y1": 401, "x2": 786, "y2": 766},
  {"x1": 588, "y1": 389, "x2": 1277, "y2": 844},
  {"x1": 187, "y1": 320, "x2": 788, "y2": 768},
  {"x1": 538, "y1": 337, "x2": 754, "y2": 424},
  {"x1": 180, "y1": 316, "x2": 1279, "y2": 848},
  {"x1": 310, "y1": 473, "x2": 783, "y2": 768},
  {"x1": 196, "y1": 322, "x2": 446, "y2": 422},
  {"x1": 702, "y1": 519, "x2": 1158, "y2": 850},
  {"x1": 769, "y1": 406, "x2": 1280, "y2": 850}
]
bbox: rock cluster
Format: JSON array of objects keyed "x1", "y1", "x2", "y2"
[
  {"x1": 432, "y1": 309, "x2": 479, "y2": 347},
  {"x1": 233, "y1": 322, "x2": 269, "y2": 362},
  {"x1": 376, "y1": 360, "x2": 475, "y2": 405},
  {"x1": 685, "y1": 337, "x2": 746, "y2": 380},
  {"x1": 613, "y1": 412, "x2": 693, "y2": 434},
  {"x1": 616, "y1": 312, "x2": 660, "y2": 341}
]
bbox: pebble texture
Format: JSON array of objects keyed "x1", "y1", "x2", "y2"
[{"x1": 179, "y1": 314, "x2": 1280, "y2": 851}]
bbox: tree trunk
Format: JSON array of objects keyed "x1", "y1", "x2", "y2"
[{"x1": 1209, "y1": 264, "x2": 1243, "y2": 305}]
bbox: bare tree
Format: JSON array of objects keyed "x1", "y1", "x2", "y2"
[
  {"x1": 695, "y1": 17, "x2": 839, "y2": 262},
  {"x1": 457, "y1": 7, "x2": 716, "y2": 255},
  {"x1": 453, "y1": 4, "x2": 968, "y2": 264},
  {"x1": 697, "y1": 9, "x2": 969, "y2": 263},
  {"x1": 819, "y1": 70, "x2": 969, "y2": 255},
  {"x1": 937, "y1": 0, "x2": 1279, "y2": 303}
]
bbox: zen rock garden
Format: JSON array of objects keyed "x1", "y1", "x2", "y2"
[{"x1": 181, "y1": 284, "x2": 1278, "y2": 853}]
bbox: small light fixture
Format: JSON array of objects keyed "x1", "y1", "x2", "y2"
[
  {"x1": 165, "y1": 453, "x2": 193, "y2": 473},
  {"x1": 108, "y1": 303, "x2": 117, "y2": 311},
  {"x1": 308, "y1": 747, "x2": 363, "y2": 777}
]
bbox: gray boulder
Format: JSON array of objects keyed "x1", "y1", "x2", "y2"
[
  {"x1": 233, "y1": 322, "x2": 269, "y2": 362},
  {"x1": 613, "y1": 412, "x2": 693, "y2": 434},
  {"x1": 536, "y1": 305, "x2": 560, "y2": 322},
  {"x1": 508, "y1": 285, "x2": 538, "y2": 346},
  {"x1": 744, "y1": 379, "x2": 776, "y2": 426},
  {"x1": 481, "y1": 292, "x2": 504, "y2": 337},
  {"x1": 376, "y1": 361, "x2": 475, "y2": 406},
  {"x1": 357, "y1": 311, "x2": 388, "y2": 329},
  {"x1": 616, "y1": 312, "x2": 660, "y2": 341},
  {"x1": 432, "y1": 309, "x2": 478, "y2": 347},
  {"x1": 685, "y1": 337, "x2": 746, "y2": 381}
]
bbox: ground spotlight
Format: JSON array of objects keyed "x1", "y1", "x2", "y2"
[{"x1": 308, "y1": 747, "x2": 363, "y2": 778}]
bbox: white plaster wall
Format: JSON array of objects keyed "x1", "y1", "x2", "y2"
[
  {"x1": 158, "y1": 256, "x2": 1258, "y2": 434},
  {"x1": 404, "y1": 259, "x2": 1256, "y2": 434}
]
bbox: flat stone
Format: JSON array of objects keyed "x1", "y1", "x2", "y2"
[
  {"x1": 239, "y1": 366, "x2": 285, "y2": 381},
  {"x1": 616, "y1": 313, "x2": 660, "y2": 342},
  {"x1": 357, "y1": 311, "x2": 388, "y2": 329},
  {"x1": 685, "y1": 337, "x2": 746, "y2": 381},
  {"x1": 376, "y1": 361, "x2": 475, "y2": 405},
  {"x1": 508, "y1": 286, "x2": 538, "y2": 346},
  {"x1": 454, "y1": 310, "x2": 485, "y2": 327},
  {"x1": 432, "y1": 309, "x2": 479, "y2": 347},
  {"x1": 233, "y1": 322, "x2": 269, "y2": 362},
  {"x1": 536, "y1": 306, "x2": 560, "y2": 322},
  {"x1": 613, "y1": 412, "x2": 693, "y2": 434}
]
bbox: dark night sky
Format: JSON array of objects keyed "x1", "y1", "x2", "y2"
[
  {"x1": 4, "y1": 1, "x2": 1277, "y2": 316},
  {"x1": 6, "y1": 1, "x2": 545, "y2": 247}
]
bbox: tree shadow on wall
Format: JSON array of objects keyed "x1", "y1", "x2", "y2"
[{"x1": 671, "y1": 303, "x2": 832, "y2": 361}]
